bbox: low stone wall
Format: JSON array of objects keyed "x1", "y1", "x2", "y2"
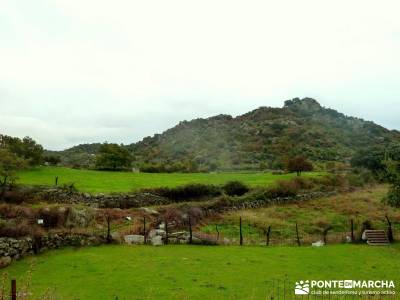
[
  {"x1": 0, "y1": 233, "x2": 105, "y2": 266},
  {"x1": 203, "y1": 191, "x2": 338, "y2": 212},
  {"x1": 38, "y1": 188, "x2": 170, "y2": 208}
]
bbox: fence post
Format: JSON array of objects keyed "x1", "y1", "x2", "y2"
[
  {"x1": 239, "y1": 217, "x2": 243, "y2": 246},
  {"x1": 266, "y1": 226, "x2": 271, "y2": 246},
  {"x1": 351, "y1": 219, "x2": 354, "y2": 242},
  {"x1": 295, "y1": 222, "x2": 301, "y2": 246},
  {"x1": 188, "y1": 216, "x2": 192, "y2": 244},
  {"x1": 165, "y1": 219, "x2": 169, "y2": 245},
  {"x1": 215, "y1": 225, "x2": 220, "y2": 241},
  {"x1": 385, "y1": 215, "x2": 394, "y2": 242},
  {"x1": 143, "y1": 216, "x2": 146, "y2": 244},
  {"x1": 55, "y1": 176, "x2": 58, "y2": 186},
  {"x1": 11, "y1": 279, "x2": 16, "y2": 300}
]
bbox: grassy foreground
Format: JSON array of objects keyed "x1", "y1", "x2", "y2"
[
  {"x1": 3, "y1": 244, "x2": 400, "y2": 299},
  {"x1": 17, "y1": 167, "x2": 323, "y2": 193}
]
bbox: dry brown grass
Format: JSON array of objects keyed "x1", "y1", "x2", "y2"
[{"x1": 205, "y1": 184, "x2": 399, "y2": 239}]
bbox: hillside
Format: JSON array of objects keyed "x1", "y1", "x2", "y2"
[
  {"x1": 128, "y1": 98, "x2": 400, "y2": 170},
  {"x1": 49, "y1": 98, "x2": 400, "y2": 171}
]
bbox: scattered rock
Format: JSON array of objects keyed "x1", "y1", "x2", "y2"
[
  {"x1": 311, "y1": 240, "x2": 325, "y2": 247},
  {"x1": 141, "y1": 207, "x2": 159, "y2": 215},
  {"x1": 0, "y1": 256, "x2": 11, "y2": 268}
]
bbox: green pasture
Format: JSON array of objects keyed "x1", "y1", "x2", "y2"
[
  {"x1": 3, "y1": 244, "x2": 400, "y2": 299},
  {"x1": 17, "y1": 167, "x2": 323, "y2": 193}
]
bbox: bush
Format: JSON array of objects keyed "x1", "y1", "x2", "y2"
[
  {"x1": 144, "y1": 184, "x2": 221, "y2": 201},
  {"x1": 264, "y1": 180, "x2": 300, "y2": 198},
  {"x1": 292, "y1": 177, "x2": 315, "y2": 190},
  {"x1": 346, "y1": 168, "x2": 376, "y2": 187},
  {"x1": 222, "y1": 181, "x2": 249, "y2": 196},
  {"x1": 0, "y1": 221, "x2": 44, "y2": 238},
  {"x1": 384, "y1": 185, "x2": 400, "y2": 207},
  {"x1": 0, "y1": 204, "x2": 34, "y2": 219},
  {"x1": 38, "y1": 207, "x2": 69, "y2": 228}
]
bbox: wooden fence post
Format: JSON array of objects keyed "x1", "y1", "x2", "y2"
[
  {"x1": 295, "y1": 222, "x2": 301, "y2": 246},
  {"x1": 351, "y1": 219, "x2": 354, "y2": 242},
  {"x1": 11, "y1": 279, "x2": 16, "y2": 300},
  {"x1": 266, "y1": 226, "x2": 271, "y2": 246},
  {"x1": 55, "y1": 176, "x2": 58, "y2": 186},
  {"x1": 143, "y1": 216, "x2": 147, "y2": 244},
  {"x1": 106, "y1": 213, "x2": 112, "y2": 244},
  {"x1": 239, "y1": 217, "x2": 243, "y2": 246},
  {"x1": 188, "y1": 216, "x2": 192, "y2": 244}
]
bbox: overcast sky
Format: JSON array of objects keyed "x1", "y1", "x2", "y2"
[{"x1": 1, "y1": 0, "x2": 399, "y2": 150}]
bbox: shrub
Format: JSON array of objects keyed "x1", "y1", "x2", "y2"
[
  {"x1": 0, "y1": 204, "x2": 34, "y2": 219},
  {"x1": 264, "y1": 180, "x2": 300, "y2": 198},
  {"x1": 313, "y1": 174, "x2": 347, "y2": 189},
  {"x1": 144, "y1": 184, "x2": 221, "y2": 201},
  {"x1": 0, "y1": 221, "x2": 44, "y2": 238},
  {"x1": 292, "y1": 177, "x2": 315, "y2": 190},
  {"x1": 38, "y1": 207, "x2": 69, "y2": 228},
  {"x1": 384, "y1": 185, "x2": 400, "y2": 207},
  {"x1": 222, "y1": 181, "x2": 249, "y2": 196},
  {"x1": 346, "y1": 168, "x2": 376, "y2": 187}
]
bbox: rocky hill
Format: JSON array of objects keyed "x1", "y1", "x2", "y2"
[
  {"x1": 50, "y1": 98, "x2": 400, "y2": 170},
  {"x1": 127, "y1": 98, "x2": 400, "y2": 170}
]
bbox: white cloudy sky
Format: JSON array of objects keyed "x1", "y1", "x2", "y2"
[{"x1": 1, "y1": 0, "x2": 399, "y2": 150}]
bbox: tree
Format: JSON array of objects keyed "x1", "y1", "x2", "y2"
[
  {"x1": 223, "y1": 181, "x2": 249, "y2": 196},
  {"x1": 286, "y1": 156, "x2": 313, "y2": 176},
  {"x1": 384, "y1": 159, "x2": 400, "y2": 207},
  {"x1": 0, "y1": 135, "x2": 43, "y2": 166},
  {"x1": 43, "y1": 154, "x2": 61, "y2": 166},
  {"x1": 0, "y1": 149, "x2": 26, "y2": 186},
  {"x1": 0, "y1": 149, "x2": 26, "y2": 199},
  {"x1": 95, "y1": 143, "x2": 132, "y2": 171},
  {"x1": 351, "y1": 143, "x2": 400, "y2": 176}
]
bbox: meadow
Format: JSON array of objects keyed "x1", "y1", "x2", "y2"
[
  {"x1": 3, "y1": 244, "x2": 400, "y2": 299},
  {"x1": 17, "y1": 167, "x2": 323, "y2": 193}
]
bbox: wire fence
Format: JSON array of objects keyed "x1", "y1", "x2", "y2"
[{"x1": 196, "y1": 218, "x2": 400, "y2": 246}]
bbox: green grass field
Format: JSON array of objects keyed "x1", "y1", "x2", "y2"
[
  {"x1": 3, "y1": 244, "x2": 400, "y2": 299},
  {"x1": 17, "y1": 167, "x2": 323, "y2": 193}
]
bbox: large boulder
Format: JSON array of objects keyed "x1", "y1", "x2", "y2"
[
  {"x1": 151, "y1": 235, "x2": 163, "y2": 246},
  {"x1": 124, "y1": 235, "x2": 144, "y2": 245},
  {"x1": 65, "y1": 207, "x2": 95, "y2": 228}
]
